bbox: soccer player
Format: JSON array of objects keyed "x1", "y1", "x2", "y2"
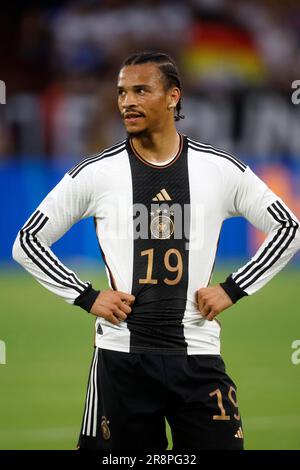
[{"x1": 13, "y1": 52, "x2": 300, "y2": 450}]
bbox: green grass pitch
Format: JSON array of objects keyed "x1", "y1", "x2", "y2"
[{"x1": 0, "y1": 267, "x2": 299, "y2": 450}]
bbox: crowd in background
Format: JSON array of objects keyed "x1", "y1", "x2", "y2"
[{"x1": 1, "y1": 0, "x2": 300, "y2": 165}]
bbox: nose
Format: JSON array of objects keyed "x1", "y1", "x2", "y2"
[{"x1": 122, "y1": 91, "x2": 137, "y2": 109}]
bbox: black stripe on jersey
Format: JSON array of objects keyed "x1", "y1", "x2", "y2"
[
  {"x1": 232, "y1": 200, "x2": 298, "y2": 285},
  {"x1": 33, "y1": 231, "x2": 88, "y2": 290},
  {"x1": 22, "y1": 211, "x2": 88, "y2": 290},
  {"x1": 20, "y1": 211, "x2": 87, "y2": 294},
  {"x1": 22, "y1": 210, "x2": 41, "y2": 231},
  {"x1": 188, "y1": 137, "x2": 247, "y2": 170},
  {"x1": 68, "y1": 141, "x2": 126, "y2": 178},
  {"x1": 68, "y1": 140, "x2": 125, "y2": 176},
  {"x1": 126, "y1": 135, "x2": 190, "y2": 353},
  {"x1": 232, "y1": 201, "x2": 299, "y2": 290},
  {"x1": 232, "y1": 202, "x2": 287, "y2": 283},
  {"x1": 188, "y1": 138, "x2": 246, "y2": 172}
]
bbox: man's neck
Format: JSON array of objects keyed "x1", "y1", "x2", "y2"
[{"x1": 131, "y1": 128, "x2": 180, "y2": 164}]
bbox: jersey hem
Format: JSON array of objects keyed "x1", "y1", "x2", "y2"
[{"x1": 95, "y1": 337, "x2": 220, "y2": 355}]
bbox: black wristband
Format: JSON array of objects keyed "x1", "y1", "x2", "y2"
[
  {"x1": 220, "y1": 275, "x2": 248, "y2": 304},
  {"x1": 74, "y1": 284, "x2": 100, "y2": 312}
]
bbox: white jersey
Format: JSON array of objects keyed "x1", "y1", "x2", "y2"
[{"x1": 13, "y1": 135, "x2": 300, "y2": 355}]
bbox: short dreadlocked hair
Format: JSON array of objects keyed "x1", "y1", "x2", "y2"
[{"x1": 121, "y1": 52, "x2": 185, "y2": 122}]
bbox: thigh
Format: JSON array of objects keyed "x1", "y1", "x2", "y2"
[
  {"x1": 77, "y1": 348, "x2": 168, "y2": 451},
  {"x1": 167, "y1": 355, "x2": 244, "y2": 450}
]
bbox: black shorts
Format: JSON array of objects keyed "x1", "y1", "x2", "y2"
[{"x1": 77, "y1": 348, "x2": 244, "y2": 451}]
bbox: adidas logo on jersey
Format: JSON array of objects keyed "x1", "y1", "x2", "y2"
[
  {"x1": 152, "y1": 188, "x2": 172, "y2": 201},
  {"x1": 234, "y1": 427, "x2": 244, "y2": 439}
]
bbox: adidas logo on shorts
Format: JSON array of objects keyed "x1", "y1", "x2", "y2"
[{"x1": 234, "y1": 426, "x2": 244, "y2": 439}]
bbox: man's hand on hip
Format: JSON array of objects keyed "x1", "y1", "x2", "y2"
[
  {"x1": 197, "y1": 284, "x2": 233, "y2": 321},
  {"x1": 89, "y1": 289, "x2": 135, "y2": 325}
]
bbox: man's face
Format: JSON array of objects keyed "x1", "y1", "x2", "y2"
[{"x1": 117, "y1": 63, "x2": 174, "y2": 136}]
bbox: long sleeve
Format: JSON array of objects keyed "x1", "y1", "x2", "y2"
[
  {"x1": 220, "y1": 166, "x2": 300, "y2": 302},
  {"x1": 12, "y1": 172, "x2": 99, "y2": 311}
]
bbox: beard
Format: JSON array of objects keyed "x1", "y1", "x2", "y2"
[{"x1": 126, "y1": 128, "x2": 150, "y2": 139}]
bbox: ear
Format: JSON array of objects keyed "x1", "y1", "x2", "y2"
[{"x1": 167, "y1": 87, "x2": 180, "y2": 110}]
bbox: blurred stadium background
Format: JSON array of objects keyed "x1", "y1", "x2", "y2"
[{"x1": 0, "y1": 0, "x2": 300, "y2": 450}]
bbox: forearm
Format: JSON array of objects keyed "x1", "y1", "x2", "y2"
[
  {"x1": 221, "y1": 200, "x2": 300, "y2": 302},
  {"x1": 12, "y1": 210, "x2": 99, "y2": 311}
]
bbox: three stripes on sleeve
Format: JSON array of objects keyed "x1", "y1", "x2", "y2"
[
  {"x1": 231, "y1": 200, "x2": 299, "y2": 293},
  {"x1": 19, "y1": 210, "x2": 90, "y2": 296}
]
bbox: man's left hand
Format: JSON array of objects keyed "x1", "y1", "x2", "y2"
[{"x1": 197, "y1": 284, "x2": 233, "y2": 321}]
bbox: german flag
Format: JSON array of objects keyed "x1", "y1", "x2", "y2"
[{"x1": 182, "y1": 21, "x2": 266, "y2": 87}]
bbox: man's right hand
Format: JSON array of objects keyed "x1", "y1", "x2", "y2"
[{"x1": 89, "y1": 289, "x2": 135, "y2": 325}]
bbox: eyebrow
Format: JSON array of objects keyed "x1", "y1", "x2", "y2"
[{"x1": 117, "y1": 84, "x2": 152, "y2": 90}]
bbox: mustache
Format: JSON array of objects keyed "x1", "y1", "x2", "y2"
[{"x1": 122, "y1": 110, "x2": 145, "y2": 119}]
